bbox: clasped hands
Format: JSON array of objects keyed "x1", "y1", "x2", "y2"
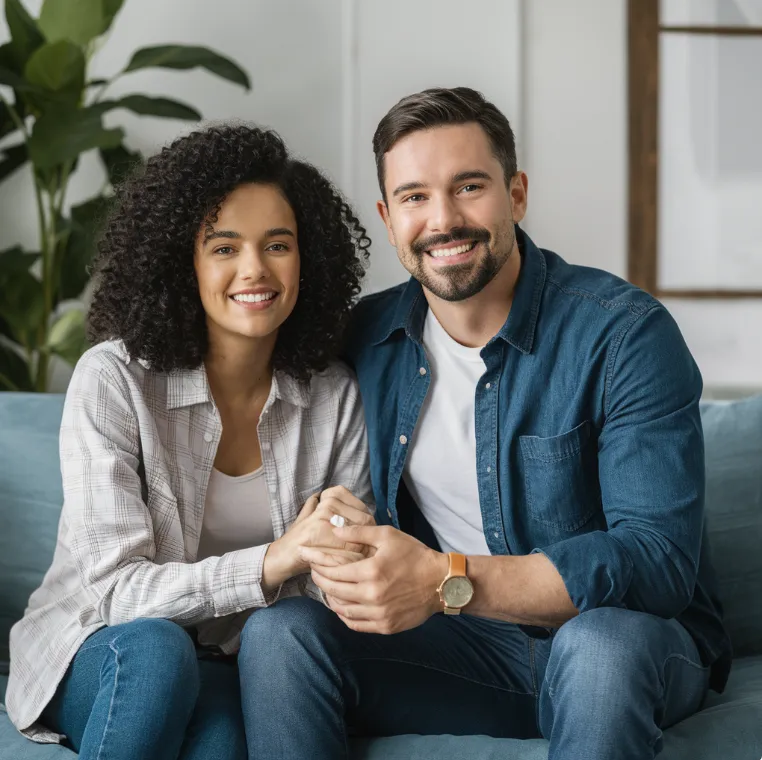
[{"x1": 268, "y1": 486, "x2": 447, "y2": 634}]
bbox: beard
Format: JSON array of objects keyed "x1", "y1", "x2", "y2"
[{"x1": 405, "y1": 221, "x2": 516, "y2": 302}]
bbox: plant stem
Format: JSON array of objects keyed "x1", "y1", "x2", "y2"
[
  {"x1": 33, "y1": 177, "x2": 52, "y2": 392},
  {"x1": 0, "y1": 92, "x2": 28, "y2": 137}
]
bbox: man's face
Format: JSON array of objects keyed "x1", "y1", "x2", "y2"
[{"x1": 377, "y1": 123, "x2": 527, "y2": 302}]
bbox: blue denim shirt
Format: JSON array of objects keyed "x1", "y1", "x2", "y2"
[{"x1": 345, "y1": 227, "x2": 731, "y2": 691}]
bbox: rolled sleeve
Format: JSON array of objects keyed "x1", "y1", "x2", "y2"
[{"x1": 535, "y1": 305, "x2": 704, "y2": 619}]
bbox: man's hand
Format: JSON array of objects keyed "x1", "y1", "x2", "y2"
[{"x1": 300, "y1": 525, "x2": 449, "y2": 634}]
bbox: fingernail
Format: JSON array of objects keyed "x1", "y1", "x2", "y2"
[{"x1": 330, "y1": 514, "x2": 346, "y2": 528}]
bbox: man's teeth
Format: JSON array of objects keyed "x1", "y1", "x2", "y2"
[
  {"x1": 232, "y1": 292, "x2": 277, "y2": 303},
  {"x1": 429, "y1": 242, "x2": 475, "y2": 258}
]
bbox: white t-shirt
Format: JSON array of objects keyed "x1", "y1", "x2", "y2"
[
  {"x1": 403, "y1": 310, "x2": 491, "y2": 556},
  {"x1": 196, "y1": 466, "x2": 274, "y2": 559}
]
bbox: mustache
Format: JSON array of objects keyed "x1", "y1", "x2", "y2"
[{"x1": 411, "y1": 227, "x2": 491, "y2": 255}]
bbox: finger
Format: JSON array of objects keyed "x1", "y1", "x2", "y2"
[
  {"x1": 305, "y1": 553, "x2": 377, "y2": 583},
  {"x1": 328, "y1": 598, "x2": 384, "y2": 622},
  {"x1": 295, "y1": 495, "x2": 320, "y2": 524},
  {"x1": 332, "y1": 524, "x2": 391, "y2": 549},
  {"x1": 316, "y1": 498, "x2": 375, "y2": 526},
  {"x1": 319, "y1": 486, "x2": 369, "y2": 513},
  {"x1": 310, "y1": 569, "x2": 369, "y2": 603},
  {"x1": 300, "y1": 547, "x2": 365, "y2": 567}
]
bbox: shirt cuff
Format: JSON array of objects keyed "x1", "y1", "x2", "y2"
[
  {"x1": 532, "y1": 531, "x2": 634, "y2": 613},
  {"x1": 210, "y1": 544, "x2": 275, "y2": 617}
]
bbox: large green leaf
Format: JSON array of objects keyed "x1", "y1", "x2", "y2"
[
  {"x1": 124, "y1": 45, "x2": 250, "y2": 90},
  {"x1": 58, "y1": 196, "x2": 110, "y2": 300},
  {"x1": 0, "y1": 268, "x2": 44, "y2": 349},
  {"x1": 46, "y1": 308, "x2": 88, "y2": 366},
  {"x1": 99, "y1": 143, "x2": 141, "y2": 186},
  {"x1": 0, "y1": 339, "x2": 33, "y2": 391},
  {"x1": 0, "y1": 143, "x2": 28, "y2": 181},
  {"x1": 102, "y1": 0, "x2": 125, "y2": 31},
  {"x1": 28, "y1": 105, "x2": 124, "y2": 169},
  {"x1": 5, "y1": 0, "x2": 46, "y2": 69},
  {"x1": 39, "y1": 0, "x2": 106, "y2": 47},
  {"x1": 101, "y1": 94, "x2": 201, "y2": 121},
  {"x1": 0, "y1": 246, "x2": 40, "y2": 275},
  {"x1": 24, "y1": 40, "x2": 86, "y2": 102}
]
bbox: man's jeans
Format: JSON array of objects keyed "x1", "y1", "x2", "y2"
[
  {"x1": 241, "y1": 598, "x2": 710, "y2": 760},
  {"x1": 42, "y1": 618, "x2": 247, "y2": 760}
]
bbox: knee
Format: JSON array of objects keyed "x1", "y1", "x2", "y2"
[
  {"x1": 111, "y1": 618, "x2": 199, "y2": 696},
  {"x1": 239, "y1": 598, "x2": 336, "y2": 665},
  {"x1": 548, "y1": 608, "x2": 662, "y2": 685}
]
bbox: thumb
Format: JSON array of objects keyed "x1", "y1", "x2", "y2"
[
  {"x1": 333, "y1": 524, "x2": 387, "y2": 549},
  {"x1": 295, "y1": 494, "x2": 319, "y2": 524}
]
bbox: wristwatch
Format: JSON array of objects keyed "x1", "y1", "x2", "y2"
[{"x1": 437, "y1": 552, "x2": 474, "y2": 615}]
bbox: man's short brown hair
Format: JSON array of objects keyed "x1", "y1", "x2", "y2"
[{"x1": 372, "y1": 86, "x2": 518, "y2": 201}]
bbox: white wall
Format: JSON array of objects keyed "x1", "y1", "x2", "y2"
[{"x1": 1, "y1": 0, "x2": 759, "y2": 392}]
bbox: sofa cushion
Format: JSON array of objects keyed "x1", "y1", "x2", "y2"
[
  {"x1": 701, "y1": 396, "x2": 762, "y2": 656},
  {"x1": 0, "y1": 394, "x2": 66, "y2": 665}
]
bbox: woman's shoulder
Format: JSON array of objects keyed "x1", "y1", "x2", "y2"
[{"x1": 308, "y1": 360, "x2": 360, "y2": 396}]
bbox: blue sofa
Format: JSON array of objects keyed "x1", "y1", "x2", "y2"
[{"x1": 1, "y1": 392, "x2": 761, "y2": 759}]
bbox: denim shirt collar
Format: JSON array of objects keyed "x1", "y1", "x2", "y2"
[{"x1": 372, "y1": 225, "x2": 547, "y2": 355}]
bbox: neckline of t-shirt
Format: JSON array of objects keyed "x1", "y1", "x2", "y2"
[
  {"x1": 211, "y1": 465, "x2": 265, "y2": 482},
  {"x1": 425, "y1": 309, "x2": 486, "y2": 363}
]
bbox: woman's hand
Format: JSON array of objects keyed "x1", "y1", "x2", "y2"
[{"x1": 262, "y1": 486, "x2": 375, "y2": 588}]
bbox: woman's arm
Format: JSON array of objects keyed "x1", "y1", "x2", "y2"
[{"x1": 63, "y1": 350, "x2": 277, "y2": 627}]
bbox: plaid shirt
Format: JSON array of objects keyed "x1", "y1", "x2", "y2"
[{"x1": 6, "y1": 341, "x2": 372, "y2": 742}]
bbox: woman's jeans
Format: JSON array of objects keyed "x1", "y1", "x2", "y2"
[
  {"x1": 44, "y1": 601, "x2": 710, "y2": 760},
  {"x1": 42, "y1": 618, "x2": 247, "y2": 760}
]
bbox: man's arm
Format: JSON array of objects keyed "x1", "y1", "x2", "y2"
[{"x1": 305, "y1": 304, "x2": 704, "y2": 633}]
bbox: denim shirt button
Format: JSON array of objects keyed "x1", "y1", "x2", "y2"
[
  {"x1": 485, "y1": 382, "x2": 491, "y2": 389},
  {"x1": 399, "y1": 435, "x2": 408, "y2": 445},
  {"x1": 419, "y1": 367, "x2": 427, "y2": 376},
  {"x1": 387, "y1": 508, "x2": 393, "y2": 520}
]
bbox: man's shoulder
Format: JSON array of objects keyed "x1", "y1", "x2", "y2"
[
  {"x1": 345, "y1": 282, "x2": 410, "y2": 354},
  {"x1": 541, "y1": 248, "x2": 660, "y2": 320}
]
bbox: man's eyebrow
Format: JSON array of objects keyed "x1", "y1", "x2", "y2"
[
  {"x1": 391, "y1": 171, "x2": 493, "y2": 199},
  {"x1": 451, "y1": 170, "x2": 492, "y2": 184},
  {"x1": 203, "y1": 229, "x2": 242, "y2": 244},
  {"x1": 392, "y1": 181, "x2": 427, "y2": 198},
  {"x1": 265, "y1": 227, "x2": 295, "y2": 238}
]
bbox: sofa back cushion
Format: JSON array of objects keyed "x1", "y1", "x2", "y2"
[
  {"x1": 0, "y1": 393, "x2": 65, "y2": 666},
  {"x1": 0, "y1": 392, "x2": 761, "y2": 665},
  {"x1": 701, "y1": 395, "x2": 762, "y2": 657}
]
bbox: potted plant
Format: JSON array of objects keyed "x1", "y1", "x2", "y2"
[{"x1": 0, "y1": 0, "x2": 250, "y2": 391}]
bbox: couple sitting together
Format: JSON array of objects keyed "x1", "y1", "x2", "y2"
[{"x1": 6, "y1": 87, "x2": 731, "y2": 760}]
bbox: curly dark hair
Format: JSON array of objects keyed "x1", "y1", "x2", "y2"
[{"x1": 87, "y1": 124, "x2": 370, "y2": 381}]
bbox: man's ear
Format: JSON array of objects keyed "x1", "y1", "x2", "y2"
[{"x1": 377, "y1": 200, "x2": 396, "y2": 247}]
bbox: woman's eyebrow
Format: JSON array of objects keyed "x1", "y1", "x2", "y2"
[
  {"x1": 203, "y1": 229, "x2": 242, "y2": 244},
  {"x1": 265, "y1": 227, "x2": 295, "y2": 238}
]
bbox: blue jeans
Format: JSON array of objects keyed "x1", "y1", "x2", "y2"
[
  {"x1": 42, "y1": 618, "x2": 246, "y2": 760},
  {"x1": 239, "y1": 598, "x2": 710, "y2": 760}
]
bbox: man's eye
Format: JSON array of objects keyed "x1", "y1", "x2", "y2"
[
  {"x1": 461, "y1": 184, "x2": 481, "y2": 193},
  {"x1": 404, "y1": 194, "x2": 425, "y2": 203}
]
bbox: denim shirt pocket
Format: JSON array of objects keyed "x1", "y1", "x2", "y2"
[{"x1": 519, "y1": 420, "x2": 602, "y2": 533}]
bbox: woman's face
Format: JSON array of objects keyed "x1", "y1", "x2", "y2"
[{"x1": 194, "y1": 183, "x2": 300, "y2": 346}]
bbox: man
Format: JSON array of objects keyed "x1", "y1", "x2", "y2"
[{"x1": 243, "y1": 87, "x2": 731, "y2": 760}]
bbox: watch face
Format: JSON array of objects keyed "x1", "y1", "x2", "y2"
[{"x1": 442, "y1": 576, "x2": 474, "y2": 608}]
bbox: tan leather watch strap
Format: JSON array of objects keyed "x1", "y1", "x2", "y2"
[{"x1": 449, "y1": 552, "x2": 467, "y2": 578}]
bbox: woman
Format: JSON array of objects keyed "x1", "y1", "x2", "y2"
[{"x1": 6, "y1": 124, "x2": 374, "y2": 759}]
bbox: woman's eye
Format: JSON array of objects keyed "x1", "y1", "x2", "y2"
[
  {"x1": 214, "y1": 246, "x2": 234, "y2": 255},
  {"x1": 267, "y1": 243, "x2": 289, "y2": 252}
]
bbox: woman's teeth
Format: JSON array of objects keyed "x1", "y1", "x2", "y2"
[
  {"x1": 428, "y1": 242, "x2": 476, "y2": 258},
  {"x1": 231, "y1": 292, "x2": 277, "y2": 303}
]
